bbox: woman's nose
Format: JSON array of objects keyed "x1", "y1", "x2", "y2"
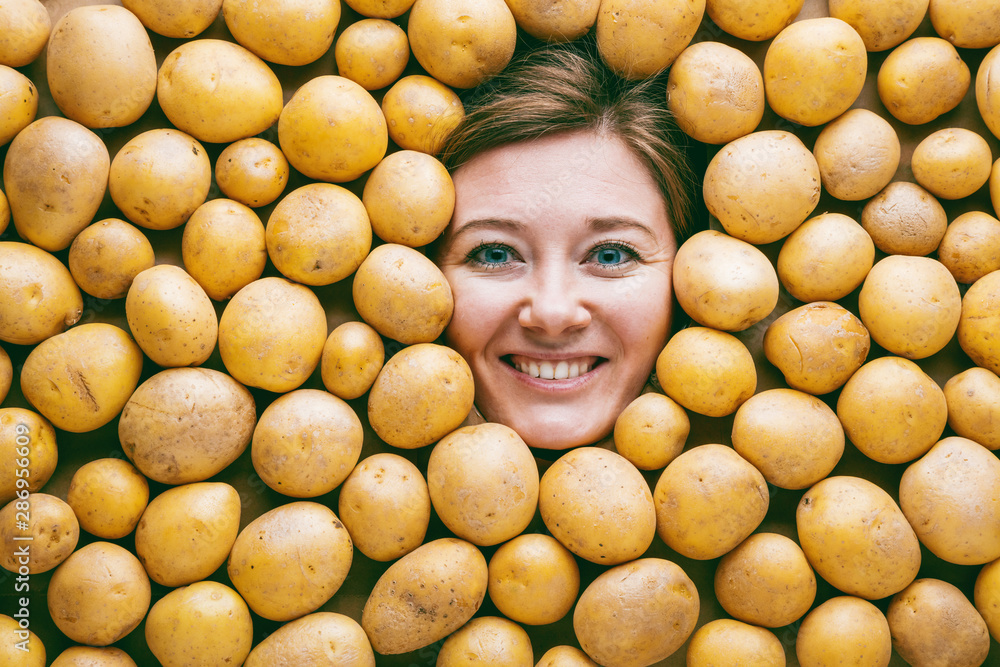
[{"x1": 517, "y1": 266, "x2": 591, "y2": 336}]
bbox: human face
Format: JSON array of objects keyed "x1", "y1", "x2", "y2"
[{"x1": 437, "y1": 129, "x2": 677, "y2": 450}]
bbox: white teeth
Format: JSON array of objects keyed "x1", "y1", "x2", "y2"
[
  {"x1": 539, "y1": 362, "x2": 555, "y2": 379},
  {"x1": 570, "y1": 363, "x2": 579, "y2": 378},
  {"x1": 529, "y1": 361, "x2": 539, "y2": 378},
  {"x1": 554, "y1": 361, "x2": 569, "y2": 380},
  {"x1": 514, "y1": 359, "x2": 592, "y2": 378}
]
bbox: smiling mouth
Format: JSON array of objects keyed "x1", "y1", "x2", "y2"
[{"x1": 504, "y1": 355, "x2": 603, "y2": 380}]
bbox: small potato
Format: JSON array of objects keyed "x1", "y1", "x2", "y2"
[
  {"x1": 795, "y1": 596, "x2": 891, "y2": 667},
  {"x1": 595, "y1": 0, "x2": 704, "y2": 79},
  {"x1": 345, "y1": 0, "x2": 415, "y2": 19},
  {"x1": 488, "y1": 533, "x2": 579, "y2": 626},
  {"x1": 381, "y1": 74, "x2": 465, "y2": 155},
  {"x1": 122, "y1": 0, "x2": 222, "y2": 38},
  {"x1": 574, "y1": 558, "x2": 699, "y2": 666},
  {"x1": 656, "y1": 327, "x2": 756, "y2": 418},
  {"x1": 0, "y1": 493, "x2": 79, "y2": 574},
  {"x1": 861, "y1": 181, "x2": 947, "y2": 256},
  {"x1": 0, "y1": 242, "x2": 82, "y2": 346},
  {"x1": 145, "y1": 581, "x2": 253, "y2": 667},
  {"x1": 686, "y1": 619, "x2": 785, "y2": 667},
  {"x1": 215, "y1": 138, "x2": 289, "y2": 208},
  {"x1": 0, "y1": 0, "x2": 50, "y2": 67},
  {"x1": 335, "y1": 19, "x2": 409, "y2": 91},
  {"x1": 320, "y1": 321, "x2": 385, "y2": 400},
  {"x1": 505, "y1": 0, "x2": 599, "y2": 41},
  {"x1": 975, "y1": 558, "x2": 1000, "y2": 641},
  {"x1": 0, "y1": 408, "x2": 58, "y2": 504},
  {"x1": 338, "y1": 453, "x2": 430, "y2": 561},
  {"x1": 994, "y1": 159, "x2": 1000, "y2": 216},
  {"x1": 888, "y1": 578, "x2": 990, "y2": 667},
  {"x1": 943, "y1": 367, "x2": 1000, "y2": 450},
  {"x1": 777, "y1": 213, "x2": 875, "y2": 302},
  {"x1": 958, "y1": 270, "x2": 1000, "y2": 375},
  {"x1": 938, "y1": 211, "x2": 1000, "y2": 284},
  {"x1": 911, "y1": 127, "x2": 993, "y2": 200},
  {"x1": 979, "y1": 45, "x2": 1000, "y2": 140},
  {"x1": 878, "y1": 37, "x2": 970, "y2": 125},
  {"x1": 51, "y1": 646, "x2": 138, "y2": 667},
  {"x1": 245, "y1": 612, "x2": 375, "y2": 667},
  {"x1": 47, "y1": 542, "x2": 151, "y2": 646},
  {"x1": 362, "y1": 537, "x2": 488, "y2": 654},
  {"x1": 837, "y1": 356, "x2": 947, "y2": 464},
  {"x1": 0, "y1": 614, "x2": 45, "y2": 666},
  {"x1": 829, "y1": 0, "x2": 927, "y2": 51},
  {"x1": 0, "y1": 190, "x2": 7, "y2": 235},
  {"x1": 135, "y1": 482, "x2": 241, "y2": 587},
  {"x1": 0, "y1": 64, "x2": 38, "y2": 145},
  {"x1": 813, "y1": 109, "x2": 900, "y2": 200},
  {"x1": 67, "y1": 458, "x2": 148, "y2": 539},
  {"x1": 535, "y1": 646, "x2": 598, "y2": 666},
  {"x1": 613, "y1": 391, "x2": 689, "y2": 471},
  {"x1": 929, "y1": 0, "x2": 1000, "y2": 49},
  {"x1": 182, "y1": 198, "x2": 267, "y2": 301},
  {"x1": 706, "y1": 0, "x2": 801, "y2": 41},
  {"x1": 68, "y1": 219, "x2": 155, "y2": 300},
  {"x1": 223, "y1": 0, "x2": 340, "y2": 66},
  {"x1": 539, "y1": 447, "x2": 655, "y2": 565},
  {"x1": 228, "y1": 501, "x2": 353, "y2": 622},
  {"x1": 797, "y1": 475, "x2": 921, "y2": 600},
  {"x1": 0, "y1": 347, "x2": 8, "y2": 404},
  {"x1": 363, "y1": 150, "x2": 455, "y2": 247},
  {"x1": 438, "y1": 617, "x2": 533, "y2": 666}
]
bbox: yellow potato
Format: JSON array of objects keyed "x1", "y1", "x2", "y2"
[
  {"x1": 943, "y1": 367, "x2": 1000, "y2": 450},
  {"x1": 939, "y1": 211, "x2": 1000, "y2": 284},
  {"x1": 539, "y1": 446, "x2": 655, "y2": 565},
  {"x1": 703, "y1": 130, "x2": 821, "y2": 244},
  {"x1": 0, "y1": 493, "x2": 78, "y2": 574},
  {"x1": 438, "y1": 617, "x2": 533, "y2": 666},
  {"x1": 858, "y1": 255, "x2": 962, "y2": 359},
  {"x1": 0, "y1": 408, "x2": 57, "y2": 505},
  {"x1": 109, "y1": 128, "x2": 212, "y2": 231},
  {"x1": 975, "y1": 558, "x2": 1000, "y2": 641},
  {"x1": 278, "y1": 74, "x2": 387, "y2": 182},
  {"x1": 334, "y1": 19, "x2": 409, "y2": 91},
  {"x1": 958, "y1": 270, "x2": 1000, "y2": 375},
  {"x1": 763, "y1": 17, "x2": 868, "y2": 127},
  {"x1": 0, "y1": 64, "x2": 38, "y2": 145},
  {"x1": 777, "y1": 213, "x2": 875, "y2": 302},
  {"x1": 837, "y1": 356, "x2": 947, "y2": 464},
  {"x1": 46, "y1": 5, "x2": 156, "y2": 128},
  {"x1": 118, "y1": 367, "x2": 256, "y2": 484},
  {"x1": 182, "y1": 198, "x2": 267, "y2": 301},
  {"x1": 21, "y1": 323, "x2": 143, "y2": 433},
  {"x1": 656, "y1": 326, "x2": 756, "y2": 418},
  {"x1": 595, "y1": 0, "x2": 705, "y2": 79},
  {"x1": 706, "y1": 0, "x2": 802, "y2": 41},
  {"x1": 797, "y1": 475, "x2": 921, "y2": 599},
  {"x1": 574, "y1": 558, "x2": 699, "y2": 666},
  {"x1": 0, "y1": 242, "x2": 82, "y2": 346},
  {"x1": 654, "y1": 444, "x2": 768, "y2": 560},
  {"x1": 861, "y1": 181, "x2": 947, "y2": 256},
  {"x1": 215, "y1": 138, "x2": 289, "y2": 208},
  {"x1": 252, "y1": 388, "x2": 363, "y2": 498},
  {"x1": 733, "y1": 388, "x2": 844, "y2": 489},
  {"x1": 994, "y1": 158, "x2": 1000, "y2": 216},
  {"x1": 228, "y1": 501, "x2": 353, "y2": 621},
  {"x1": 0, "y1": 189, "x2": 7, "y2": 235},
  {"x1": 505, "y1": 0, "x2": 600, "y2": 42},
  {"x1": 135, "y1": 482, "x2": 241, "y2": 586},
  {"x1": 362, "y1": 537, "x2": 488, "y2": 654},
  {"x1": 613, "y1": 391, "x2": 689, "y2": 471},
  {"x1": 338, "y1": 453, "x2": 430, "y2": 561},
  {"x1": 829, "y1": 0, "x2": 927, "y2": 51},
  {"x1": 67, "y1": 458, "x2": 148, "y2": 539},
  {"x1": 929, "y1": 0, "x2": 1000, "y2": 49},
  {"x1": 0, "y1": 0, "x2": 50, "y2": 67},
  {"x1": 367, "y1": 343, "x2": 474, "y2": 448},
  {"x1": 686, "y1": 618, "x2": 785, "y2": 667},
  {"x1": 223, "y1": 0, "x2": 339, "y2": 66},
  {"x1": 3, "y1": 116, "x2": 109, "y2": 251},
  {"x1": 535, "y1": 646, "x2": 598, "y2": 667},
  {"x1": 266, "y1": 183, "x2": 372, "y2": 286},
  {"x1": 47, "y1": 542, "x2": 151, "y2": 646},
  {"x1": 795, "y1": 596, "x2": 891, "y2": 667},
  {"x1": 362, "y1": 150, "x2": 455, "y2": 247},
  {"x1": 381, "y1": 74, "x2": 465, "y2": 155},
  {"x1": 888, "y1": 578, "x2": 990, "y2": 667},
  {"x1": 157, "y1": 39, "x2": 283, "y2": 144},
  {"x1": 219, "y1": 277, "x2": 328, "y2": 392},
  {"x1": 813, "y1": 109, "x2": 900, "y2": 201},
  {"x1": 345, "y1": 0, "x2": 415, "y2": 17},
  {"x1": 0, "y1": 614, "x2": 45, "y2": 666},
  {"x1": 244, "y1": 612, "x2": 375, "y2": 667},
  {"x1": 0, "y1": 347, "x2": 8, "y2": 405},
  {"x1": 68, "y1": 219, "x2": 155, "y2": 300},
  {"x1": 320, "y1": 321, "x2": 385, "y2": 400},
  {"x1": 978, "y1": 45, "x2": 1000, "y2": 140},
  {"x1": 487, "y1": 533, "x2": 579, "y2": 626},
  {"x1": 911, "y1": 127, "x2": 993, "y2": 200},
  {"x1": 122, "y1": 0, "x2": 223, "y2": 38},
  {"x1": 145, "y1": 581, "x2": 253, "y2": 667},
  {"x1": 50, "y1": 646, "x2": 137, "y2": 667},
  {"x1": 878, "y1": 37, "x2": 970, "y2": 125}
]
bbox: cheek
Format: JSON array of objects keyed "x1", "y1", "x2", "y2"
[{"x1": 442, "y1": 277, "x2": 504, "y2": 358}]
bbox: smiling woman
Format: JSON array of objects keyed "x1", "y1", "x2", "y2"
[{"x1": 435, "y1": 41, "x2": 697, "y2": 450}]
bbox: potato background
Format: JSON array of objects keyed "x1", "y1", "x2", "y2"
[{"x1": 2, "y1": 0, "x2": 999, "y2": 665}]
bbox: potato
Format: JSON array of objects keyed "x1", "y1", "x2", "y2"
[
  {"x1": 3, "y1": 116, "x2": 109, "y2": 251},
  {"x1": 0, "y1": 189, "x2": 7, "y2": 235},
  {"x1": 666, "y1": 40, "x2": 765, "y2": 145},
  {"x1": 613, "y1": 392, "x2": 689, "y2": 471},
  {"x1": 214, "y1": 138, "x2": 289, "y2": 208},
  {"x1": 858, "y1": 255, "x2": 961, "y2": 359},
  {"x1": 47, "y1": 542, "x2": 150, "y2": 646},
  {"x1": 21, "y1": 323, "x2": 143, "y2": 433},
  {"x1": 797, "y1": 475, "x2": 921, "y2": 599},
  {"x1": 653, "y1": 444, "x2": 768, "y2": 560},
  {"x1": 978, "y1": 45, "x2": 1000, "y2": 140},
  {"x1": 367, "y1": 343, "x2": 474, "y2": 448},
  {"x1": 0, "y1": 408, "x2": 57, "y2": 504},
  {"x1": 777, "y1": 213, "x2": 875, "y2": 302},
  {"x1": 438, "y1": 616, "x2": 533, "y2": 666},
  {"x1": 252, "y1": 388, "x2": 363, "y2": 498},
  {"x1": 145, "y1": 581, "x2": 253, "y2": 667},
  {"x1": 219, "y1": 277, "x2": 328, "y2": 392},
  {"x1": 334, "y1": 19, "x2": 409, "y2": 91},
  {"x1": 363, "y1": 150, "x2": 455, "y2": 247},
  {"x1": 266, "y1": 183, "x2": 372, "y2": 286},
  {"x1": 715, "y1": 532, "x2": 816, "y2": 628},
  {"x1": 795, "y1": 596, "x2": 891, "y2": 667},
  {"x1": 505, "y1": 0, "x2": 600, "y2": 42},
  {"x1": 878, "y1": 37, "x2": 970, "y2": 125},
  {"x1": 929, "y1": 0, "x2": 1000, "y2": 49},
  {"x1": 381, "y1": 74, "x2": 465, "y2": 155},
  {"x1": 228, "y1": 501, "x2": 353, "y2": 621},
  {"x1": 535, "y1": 646, "x2": 599, "y2": 667},
  {"x1": 975, "y1": 558, "x2": 1000, "y2": 641},
  {"x1": 118, "y1": 367, "x2": 256, "y2": 484},
  {"x1": 829, "y1": 0, "x2": 927, "y2": 51},
  {"x1": 672, "y1": 229, "x2": 778, "y2": 331},
  {"x1": 763, "y1": 18, "x2": 867, "y2": 127},
  {"x1": 813, "y1": 109, "x2": 900, "y2": 201},
  {"x1": 686, "y1": 619, "x2": 785, "y2": 666},
  {"x1": 51, "y1": 646, "x2": 137, "y2": 667},
  {"x1": 539, "y1": 446, "x2": 655, "y2": 565},
  {"x1": 656, "y1": 326, "x2": 756, "y2": 417},
  {"x1": 0, "y1": 347, "x2": 8, "y2": 405},
  {"x1": 732, "y1": 388, "x2": 844, "y2": 489},
  {"x1": 68, "y1": 219, "x2": 155, "y2": 300},
  {"x1": 595, "y1": 0, "x2": 705, "y2": 79},
  {"x1": 67, "y1": 458, "x2": 148, "y2": 539},
  {"x1": 0, "y1": 493, "x2": 78, "y2": 574},
  {"x1": 109, "y1": 128, "x2": 212, "y2": 231},
  {"x1": 706, "y1": 0, "x2": 801, "y2": 40},
  {"x1": 0, "y1": 242, "x2": 82, "y2": 346},
  {"x1": 345, "y1": 0, "x2": 415, "y2": 19},
  {"x1": 0, "y1": 64, "x2": 38, "y2": 145},
  {"x1": 320, "y1": 321, "x2": 385, "y2": 400},
  {"x1": 0, "y1": 614, "x2": 44, "y2": 666},
  {"x1": 181, "y1": 198, "x2": 267, "y2": 301},
  {"x1": 223, "y1": 0, "x2": 340, "y2": 66},
  {"x1": 574, "y1": 558, "x2": 699, "y2": 666},
  {"x1": 122, "y1": 0, "x2": 222, "y2": 38},
  {"x1": 0, "y1": 0, "x2": 50, "y2": 67},
  {"x1": 278, "y1": 74, "x2": 387, "y2": 182},
  {"x1": 362, "y1": 537, "x2": 488, "y2": 654},
  {"x1": 943, "y1": 367, "x2": 1000, "y2": 450},
  {"x1": 938, "y1": 211, "x2": 1000, "y2": 284},
  {"x1": 958, "y1": 270, "x2": 1000, "y2": 375},
  {"x1": 338, "y1": 453, "x2": 430, "y2": 561},
  {"x1": 46, "y1": 5, "x2": 156, "y2": 128},
  {"x1": 888, "y1": 578, "x2": 990, "y2": 667},
  {"x1": 994, "y1": 159, "x2": 1000, "y2": 216},
  {"x1": 157, "y1": 38, "x2": 283, "y2": 144},
  {"x1": 861, "y1": 181, "x2": 948, "y2": 256},
  {"x1": 487, "y1": 533, "x2": 579, "y2": 626},
  {"x1": 911, "y1": 127, "x2": 993, "y2": 200},
  {"x1": 245, "y1": 612, "x2": 375, "y2": 667},
  {"x1": 135, "y1": 482, "x2": 241, "y2": 586},
  {"x1": 703, "y1": 130, "x2": 821, "y2": 244}
]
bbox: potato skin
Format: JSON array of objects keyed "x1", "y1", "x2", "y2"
[
  {"x1": 888, "y1": 578, "x2": 990, "y2": 667},
  {"x1": 596, "y1": 0, "x2": 705, "y2": 79},
  {"x1": 437, "y1": 616, "x2": 534, "y2": 666},
  {"x1": 381, "y1": 74, "x2": 465, "y2": 155},
  {"x1": 223, "y1": 0, "x2": 341, "y2": 66},
  {"x1": 795, "y1": 596, "x2": 891, "y2": 667},
  {"x1": 686, "y1": 618, "x2": 785, "y2": 666},
  {"x1": 244, "y1": 612, "x2": 375, "y2": 667},
  {"x1": 0, "y1": 242, "x2": 82, "y2": 346},
  {"x1": 657, "y1": 327, "x2": 756, "y2": 417},
  {"x1": 943, "y1": 367, "x2": 1000, "y2": 450},
  {"x1": 958, "y1": 270, "x2": 1000, "y2": 375},
  {"x1": 487, "y1": 533, "x2": 580, "y2": 626},
  {"x1": 878, "y1": 37, "x2": 970, "y2": 125},
  {"x1": 50, "y1": 646, "x2": 138, "y2": 667},
  {"x1": 0, "y1": 408, "x2": 58, "y2": 504},
  {"x1": 68, "y1": 218, "x2": 155, "y2": 300},
  {"x1": 181, "y1": 198, "x2": 267, "y2": 300},
  {"x1": 0, "y1": 493, "x2": 79, "y2": 574},
  {"x1": 67, "y1": 458, "x2": 149, "y2": 540}
]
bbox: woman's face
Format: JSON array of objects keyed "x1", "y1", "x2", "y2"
[{"x1": 438, "y1": 129, "x2": 677, "y2": 450}]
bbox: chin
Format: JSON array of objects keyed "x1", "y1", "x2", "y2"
[{"x1": 482, "y1": 408, "x2": 615, "y2": 452}]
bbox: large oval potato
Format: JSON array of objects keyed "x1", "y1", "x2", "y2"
[
  {"x1": 943, "y1": 367, "x2": 1000, "y2": 450},
  {"x1": 381, "y1": 74, "x2": 465, "y2": 155},
  {"x1": 0, "y1": 493, "x2": 79, "y2": 574},
  {"x1": 245, "y1": 612, "x2": 375, "y2": 667},
  {"x1": 122, "y1": 0, "x2": 223, "y2": 38},
  {"x1": 657, "y1": 327, "x2": 756, "y2": 417},
  {"x1": 829, "y1": 0, "x2": 927, "y2": 51},
  {"x1": 706, "y1": 0, "x2": 802, "y2": 41},
  {"x1": 0, "y1": 0, "x2": 50, "y2": 67},
  {"x1": 0, "y1": 242, "x2": 82, "y2": 346},
  {"x1": 861, "y1": 181, "x2": 948, "y2": 256},
  {"x1": 878, "y1": 37, "x2": 970, "y2": 125},
  {"x1": 777, "y1": 213, "x2": 875, "y2": 303},
  {"x1": 437, "y1": 616, "x2": 533, "y2": 666},
  {"x1": 181, "y1": 198, "x2": 267, "y2": 300},
  {"x1": 888, "y1": 578, "x2": 990, "y2": 667},
  {"x1": 813, "y1": 109, "x2": 900, "y2": 201},
  {"x1": 596, "y1": 0, "x2": 705, "y2": 79},
  {"x1": 958, "y1": 270, "x2": 1000, "y2": 375},
  {"x1": 795, "y1": 596, "x2": 892, "y2": 667},
  {"x1": 223, "y1": 0, "x2": 340, "y2": 66},
  {"x1": 0, "y1": 64, "x2": 38, "y2": 145},
  {"x1": 0, "y1": 408, "x2": 58, "y2": 504},
  {"x1": 488, "y1": 533, "x2": 580, "y2": 626},
  {"x1": 687, "y1": 619, "x2": 785, "y2": 666}
]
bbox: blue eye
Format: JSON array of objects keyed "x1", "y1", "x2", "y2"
[
  {"x1": 595, "y1": 247, "x2": 626, "y2": 265},
  {"x1": 589, "y1": 241, "x2": 638, "y2": 268},
  {"x1": 467, "y1": 243, "x2": 515, "y2": 268}
]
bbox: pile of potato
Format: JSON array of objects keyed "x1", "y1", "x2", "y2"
[{"x1": 2, "y1": 0, "x2": 1000, "y2": 665}]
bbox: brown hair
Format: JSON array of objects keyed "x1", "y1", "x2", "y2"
[{"x1": 437, "y1": 38, "x2": 698, "y2": 239}]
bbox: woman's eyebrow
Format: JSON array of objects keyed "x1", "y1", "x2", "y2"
[
  {"x1": 449, "y1": 218, "x2": 526, "y2": 238},
  {"x1": 588, "y1": 217, "x2": 658, "y2": 240}
]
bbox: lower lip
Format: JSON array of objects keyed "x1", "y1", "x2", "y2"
[{"x1": 500, "y1": 360, "x2": 603, "y2": 392}]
